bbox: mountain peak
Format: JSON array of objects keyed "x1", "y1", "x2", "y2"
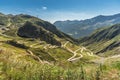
[{"x1": 54, "y1": 13, "x2": 120, "y2": 38}]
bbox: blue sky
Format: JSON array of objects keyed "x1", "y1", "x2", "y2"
[{"x1": 0, "y1": 0, "x2": 120, "y2": 23}]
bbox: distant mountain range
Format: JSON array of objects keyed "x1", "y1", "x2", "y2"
[{"x1": 54, "y1": 13, "x2": 120, "y2": 38}]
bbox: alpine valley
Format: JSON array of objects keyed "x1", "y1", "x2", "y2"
[{"x1": 0, "y1": 12, "x2": 120, "y2": 80}]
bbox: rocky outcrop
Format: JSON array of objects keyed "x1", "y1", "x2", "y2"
[{"x1": 17, "y1": 21, "x2": 61, "y2": 46}]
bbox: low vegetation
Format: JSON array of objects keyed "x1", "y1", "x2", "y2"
[
  {"x1": 0, "y1": 49, "x2": 120, "y2": 80},
  {"x1": 0, "y1": 13, "x2": 120, "y2": 80}
]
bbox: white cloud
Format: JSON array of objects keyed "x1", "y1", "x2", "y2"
[{"x1": 42, "y1": 6, "x2": 47, "y2": 10}]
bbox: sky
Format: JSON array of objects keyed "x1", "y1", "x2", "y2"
[{"x1": 0, "y1": 0, "x2": 120, "y2": 23}]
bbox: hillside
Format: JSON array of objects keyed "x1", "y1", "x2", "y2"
[
  {"x1": 0, "y1": 13, "x2": 76, "y2": 46},
  {"x1": 79, "y1": 24, "x2": 120, "y2": 56},
  {"x1": 54, "y1": 13, "x2": 120, "y2": 38},
  {"x1": 0, "y1": 13, "x2": 120, "y2": 80},
  {"x1": 0, "y1": 12, "x2": 96, "y2": 63}
]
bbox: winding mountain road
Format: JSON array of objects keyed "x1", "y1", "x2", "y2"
[
  {"x1": 67, "y1": 47, "x2": 83, "y2": 62},
  {"x1": 43, "y1": 44, "x2": 50, "y2": 49},
  {"x1": 62, "y1": 41, "x2": 69, "y2": 48},
  {"x1": 7, "y1": 18, "x2": 12, "y2": 27},
  {"x1": 63, "y1": 41, "x2": 94, "y2": 62},
  {"x1": 26, "y1": 50, "x2": 43, "y2": 63},
  {"x1": 81, "y1": 47, "x2": 93, "y2": 56},
  {"x1": 63, "y1": 41, "x2": 83, "y2": 62},
  {"x1": 30, "y1": 43, "x2": 40, "y2": 47}
]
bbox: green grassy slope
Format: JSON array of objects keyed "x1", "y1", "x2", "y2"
[
  {"x1": 1, "y1": 34, "x2": 120, "y2": 80},
  {"x1": 0, "y1": 13, "x2": 120, "y2": 80},
  {"x1": 79, "y1": 24, "x2": 120, "y2": 56}
]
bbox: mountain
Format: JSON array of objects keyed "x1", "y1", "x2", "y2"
[
  {"x1": 0, "y1": 13, "x2": 94, "y2": 64},
  {"x1": 17, "y1": 21, "x2": 62, "y2": 46},
  {"x1": 54, "y1": 13, "x2": 120, "y2": 38},
  {"x1": 1, "y1": 12, "x2": 120, "y2": 80},
  {"x1": 0, "y1": 13, "x2": 75, "y2": 46},
  {"x1": 79, "y1": 24, "x2": 120, "y2": 56}
]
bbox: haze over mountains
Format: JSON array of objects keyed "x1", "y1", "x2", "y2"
[{"x1": 54, "y1": 13, "x2": 120, "y2": 38}]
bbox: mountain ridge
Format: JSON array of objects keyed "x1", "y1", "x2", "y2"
[
  {"x1": 79, "y1": 23, "x2": 120, "y2": 56},
  {"x1": 0, "y1": 13, "x2": 76, "y2": 46},
  {"x1": 54, "y1": 13, "x2": 120, "y2": 38}
]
